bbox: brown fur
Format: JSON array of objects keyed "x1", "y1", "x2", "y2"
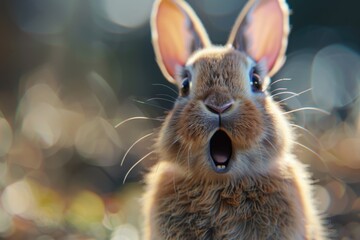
[{"x1": 143, "y1": 48, "x2": 327, "y2": 239}]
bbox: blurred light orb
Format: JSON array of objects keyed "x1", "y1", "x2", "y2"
[
  {"x1": 311, "y1": 44, "x2": 360, "y2": 111},
  {"x1": 338, "y1": 138, "x2": 360, "y2": 169},
  {"x1": 88, "y1": 72, "x2": 118, "y2": 105},
  {"x1": 87, "y1": 71, "x2": 120, "y2": 116},
  {"x1": 327, "y1": 180, "x2": 346, "y2": 199},
  {"x1": 326, "y1": 180, "x2": 349, "y2": 215},
  {"x1": 102, "y1": 212, "x2": 124, "y2": 231},
  {"x1": 10, "y1": 0, "x2": 74, "y2": 35},
  {"x1": 18, "y1": 83, "x2": 61, "y2": 117},
  {"x1": 0, "y1": 162, "x2": 7, "y2": 188},
  {"x1": 93, "y1": 0, "x2": 154, "y2": 32},
  {"x1": 27, "y1": 180, "x2": 65, "y2": 227},
  {"x1": 352, "y1": 197, "x2": 360, "y2": 211},
  {"x1": 0, "y1": 117, "x2": 13, "y2": 157},
  {"x1": 0, "y1": 208, "x2": 12, "y2": 235},
  {"x1": 1, "y1": 180, "x2": 35, "y2": 216},
  {"x1": 111, "y1": 224, "x2": 139, "y2": 240},
  {"x1": 75, "y1": 117, "x2": 122, "y2": 166},
  {"x1": 22, "y1": 103, "x2": 62, "y2": 149},
  {"x1": 313, "y1": 185, "x2": 330, "y2": 214},
  {"x1": 66, "y1": 191, "x2": 105, "y2": 229}
]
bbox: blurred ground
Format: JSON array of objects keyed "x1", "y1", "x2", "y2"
[{"x1": 0, "y1": 0, "x2": 359, "y2": 239}]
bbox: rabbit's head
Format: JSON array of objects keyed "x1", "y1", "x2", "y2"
[{"x1": 152, "y1": 0, "x2": 292, "y2": 180}]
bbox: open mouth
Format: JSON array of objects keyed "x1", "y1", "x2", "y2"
[{"x1": 210, "y1": 130, "x2": 232, "y2": 173}]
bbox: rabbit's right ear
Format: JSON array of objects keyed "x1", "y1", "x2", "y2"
[
  {"x1": 228, "y1": 0, "x2": 290, "y2": 77},
  {"x1": 151, "y1": 0, "x2": 211, "y2": 84}
]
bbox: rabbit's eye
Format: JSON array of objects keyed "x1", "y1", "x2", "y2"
[
  {"x1": 180, "y1": 70, "x2": 191, "y2": 96},
  {"x1": 250, "y1": 69, "x2": 262, "y2": 92}
]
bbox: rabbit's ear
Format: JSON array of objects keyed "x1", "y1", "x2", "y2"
[
  {"x1": 228, "y1": 0, "x2": 290, "y2": 76},
  {"x1": 151, "y1": 0, "x2": 211, "y2": 83}
]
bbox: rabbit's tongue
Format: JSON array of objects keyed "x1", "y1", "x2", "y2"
[
  {"x1": 212, "y1": 152, "x2": 228, "y2": 164},
  {"x1": 210, "y1": 130, "x2": 232, "y2": 165}
]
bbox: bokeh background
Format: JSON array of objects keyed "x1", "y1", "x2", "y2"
[{"x1": 0, "y1": 0, "x2": 359, "y2": 239}]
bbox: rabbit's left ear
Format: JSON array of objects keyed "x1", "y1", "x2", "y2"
[
  {"x1": 228, "y1": 0, "x2": 290, "y2": 76},
  {"x1": 151, "y1": 0, "x2": 211, "y2": 84}
]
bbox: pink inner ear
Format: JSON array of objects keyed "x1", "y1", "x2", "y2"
[
  {"x1": 246, "y1": 0, "x2": 284, "y2": 72},
  {"x1": 157, "y1": 1, "x2": 193, "y2": 78}
]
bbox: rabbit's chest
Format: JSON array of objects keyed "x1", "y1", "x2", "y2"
[{"x1": 155, "y1": 176, "x2": 298, "y2": 239}]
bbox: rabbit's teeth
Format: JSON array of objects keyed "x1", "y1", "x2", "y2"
[{"x1": 216, "y1": 165, "x2": 226, "y2": 169}]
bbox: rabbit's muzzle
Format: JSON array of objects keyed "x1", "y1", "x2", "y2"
[{"x1": 202, "y1": 92, "x2": 235, "y2": 173}]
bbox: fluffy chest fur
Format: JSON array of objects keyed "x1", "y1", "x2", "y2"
[{"x1": 144, "y1": 162, "x2": 309, "y2": 240}]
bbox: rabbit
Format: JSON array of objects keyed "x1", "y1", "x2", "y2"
[{"x1": 142, "y1": 0, "x2": 327, "y2": 239}]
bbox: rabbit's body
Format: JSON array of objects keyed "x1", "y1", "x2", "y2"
[
  {"x1": 143, "y1": 0, "x2": 327, "y2": 239},
  {"x1": 144, "y1": 159, "x2": 322, "y2": 239}
]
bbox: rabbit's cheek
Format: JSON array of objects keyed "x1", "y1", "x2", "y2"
[
  {"x1": 222, "y1": 100, "x2": 264, "y2": 149},
  {"x1": 177, "y1": 101, "x2": 218, "y2": 144}
]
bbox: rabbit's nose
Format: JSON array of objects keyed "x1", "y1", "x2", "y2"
[{"x1": 204, "y1": 97, "x2": 234, "y2": 114}]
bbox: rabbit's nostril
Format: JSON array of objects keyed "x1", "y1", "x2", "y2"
[{"x1": 205, "y1": 100, "x2": 234, "y2": 114}]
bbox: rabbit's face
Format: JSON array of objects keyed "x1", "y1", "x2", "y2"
[
  {"x1": 152, "y1": 0, "x2": 290, "y2": 179},
  {"x1": 156, "y1": 47, "x2": 290, "y2": 179}
]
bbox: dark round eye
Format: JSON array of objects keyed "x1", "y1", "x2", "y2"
[
  {"x1": 250, "y1": 69, "x2": 262, "y2": 92},
  {"x1": 181, "y1": 70, "x2": 191, "y2": 96}
]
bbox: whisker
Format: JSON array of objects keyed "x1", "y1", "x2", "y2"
[
  {"x1": 263, "y1": 137, "x2": 277, "y2": 152},
  {"x1": 292, "y1": 141, "x2": 325, "y2": 163},
  {"x1": 146, "y1": 97, "x2": 175, "y2": 104},
  {"x1": 172, "y1": 170, "x2": 177, "y2": 197},
  {"x1": 155, "y1": 161, "x2": 161, "y2": 175},
  {"x1": 115, "y1": 116, "x2": 164, "y2": 128},
  {"x1": 133, "y1": 99, "x2": 169, "y2": 111},
  {"x1": 173, "y1": 143, "x2": 186, "y2": 196},
  {"x1": 187, "y1": 143, "x2": 192, "y2": 175},
  {"x1": 283, "y1": 107, "x2": 330, "y2": 115},
  {"x1": 270, "y1": 78, "x2": 292, "y2": 86},
  {"x1": 270, "y1": 88, "x2": 287, "y2": 94},
  {"x1": 156, "y1": 93, "x2": 177, "y2": 101},
  {"x1": 153, "y1": 157, "x2": 162, "y2": 186},
  {"x1": 266, "y1": 78, "x2": 291, "y2": 92},
  {"x1": 152, "y1": 83, "x2": 178, "y2": 95},
  {"x1": 271, "y1": 91, "x2": 297, "y2": 98},
  {"x1": 290, "y1": 124, "x2": 321, "y2": 146},
  {"x1": 278, "y1": 88, "x2": 312, "y2": 103},
  {"x1": 123, "y1": 151, "x2": 155, "y2": 184},
  {"x1": 166, "y1": 136, "x2": 181, "y2": 153},
  {"x1": 121, "y1": 132, "x2": 154, "y2": 166},
  {"x1": 175, "y1": 143, "x2": 186, "y2": 167},
  {"x1": 257, "y1": 141, "x2": 264, "y2": 166}
]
